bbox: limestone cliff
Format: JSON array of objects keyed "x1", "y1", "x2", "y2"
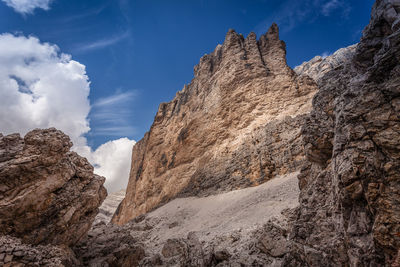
[
  {"x1": 112, "y1": 24, "x2": 318, "y2": 225},
  {"x1": 284, "y1": 0, "x2": 400, "y2": 266}
]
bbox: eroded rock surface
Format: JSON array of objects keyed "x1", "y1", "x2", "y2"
[
  {"x1": 113, "y1": 24, "x2": 318, "y2": 225},
  {"x1": 0, "y1": 128, "x2": 107, "y2": 246},
  {"x1": 285, "y1": 0, "x2": 400, "y2": 266}
]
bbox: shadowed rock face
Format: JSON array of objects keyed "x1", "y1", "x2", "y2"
[
  {"x1": 285, "y1": 0, "x2": 400, "y2": 266},
  {"x1": 112, "y1": 24, "x2": 318, "y2": 225},
  {"x1": 0, "y1": 128, "x2": 107, "y2": 247}
]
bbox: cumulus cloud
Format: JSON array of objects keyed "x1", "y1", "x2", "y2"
[
  {"x1": 2, "y1": 0, "x2": 53, "y2": 15},
  {"x1": 89, "y1": 138, "x2": 135, "y2": 193},
  {"x1": 0, "y1": 33, "x2": 90, "y2": 147},
  {"x1": 0, "y1": 33, "x2": 135, "y2": 193}
]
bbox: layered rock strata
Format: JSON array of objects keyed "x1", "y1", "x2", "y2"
[
  {"x1": 0, "y1": 128, "x2": 107, "y2": 246},
  {"x1": 113, "y1": 24, "x2": 318, "y2": 225},
  {"x1": 284, "y1": 0, "x2": 400, "y2": 266}
]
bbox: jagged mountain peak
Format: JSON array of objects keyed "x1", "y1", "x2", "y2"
[{"x1": 112, "y1": 23, "x2": 318, "y2": 225}]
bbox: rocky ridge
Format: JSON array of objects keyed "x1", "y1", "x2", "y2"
[
  {"x1": 294, "y1": 44, "x2": 357, "y2": 83},
  {"x1": 112, "y1": 24, "x2": 318, "y2": 225}
]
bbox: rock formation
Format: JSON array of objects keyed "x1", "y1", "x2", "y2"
[
  {"x1": 294, "y1": 44, "x2": 357, "y2": 83},
  {"x1": 1, "y1": 0, "x2": 398, "y2": 266},
  {"x1": 0, "y1": 128, "x2": 107, "y2": 247},
  {"x1": 112, "y1": 24, "x2": 318, "y2": 225},
  {"x1": 284, "y1": 0, "x2": 400, "y2": 266}
]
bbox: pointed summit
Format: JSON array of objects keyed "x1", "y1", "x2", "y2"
[
  {"x1": 266, "y1": 22, "x2": 280, "y2": 41},
  {"x1": 258, "y1": 23, "x2": 291, "y2": 75}
]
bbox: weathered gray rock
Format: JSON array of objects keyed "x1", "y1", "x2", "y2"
[
  {"x1": 285, "y1": 0, "x2": 400, "y2": 266},
  {"x1": 74, "y1": 222, "x2": 146, "y2": 267},
  {"x1": 294, "y1": 44, "x2": 357, "y2": 83},
  {"x1": 0, "y1": 128, "x2": 107, "y2": 246},
  {"x1": 0, "y1": 234, "x2": 80, "y2": 266}
]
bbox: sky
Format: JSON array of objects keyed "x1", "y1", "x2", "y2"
[{"x1": 0, "y1": 0, "x2": 374, "y2": 192}]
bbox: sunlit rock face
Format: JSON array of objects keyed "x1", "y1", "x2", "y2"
[
  {"x1": 284, "y1": 0, "x2": 400, "y2": 266},
  {"x1": 112, "y1": 23, "x2": 318, "y2": 225},
  {"x1": 0, "y1": 128, "x2": 107, "y2": 246}
]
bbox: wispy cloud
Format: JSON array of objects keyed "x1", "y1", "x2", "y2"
[
  {"x1": 322, "y1": 0, "x2": 339, "y2": 16},
  {"x1": 90, "y1": 90, "x2": 136, "y2": 137},
  {"x1": 254, "y1": 0, "x2": 352, "y2": 35},
  {"x1": 93, "y1": 91, "x2": 136, "y2": 107},
  {"x1": 75, "y1": 31, "x2": 130, "y2": 52},
  {"x1": 322, "y1": 0, "x2": 350, "y2": 17},
  {"x1": 59, "y1": 3, "x2": 108, "y2": 23}
]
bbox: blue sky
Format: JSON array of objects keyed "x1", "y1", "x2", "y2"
[{"x1": 0, "y1": 0, "x2": 374, "y2": 149}]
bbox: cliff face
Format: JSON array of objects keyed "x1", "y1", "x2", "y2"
[
  {"x1": 0, "y1": 128, "x2": 107, "y2": 247},
  {"x1": 285, "y1": 0, "x2": 400, "y2": 266},
  {"x1": 112, "y1": 24, "x2": 318, "y2": 225}
]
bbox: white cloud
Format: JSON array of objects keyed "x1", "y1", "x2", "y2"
[
  {"x1": 93, "y1": 91, "x2": 135, "y2": 108},
  {"x1": 2, "y1": 0, "x2": 52, "y2": 15},
  {"x1": 0, "y1": 33, "x2": 135, "y2": 193},
  {"x1": 0, "y1": 33, "x2": 90, "y2": 148},
  {"x1": 89, "y1": 138, "x2": 135, "y2": 193}
]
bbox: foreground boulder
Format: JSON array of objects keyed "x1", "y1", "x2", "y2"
[
  {"x1": 0, "y1": 128, "x2": 107, "y2": 246},
  {"x1": 112, "y1": 23, "x2": 318, "y2": 225},
  {"x1": 285, "y1": 0, "x2": 400, "y2": 266}
]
